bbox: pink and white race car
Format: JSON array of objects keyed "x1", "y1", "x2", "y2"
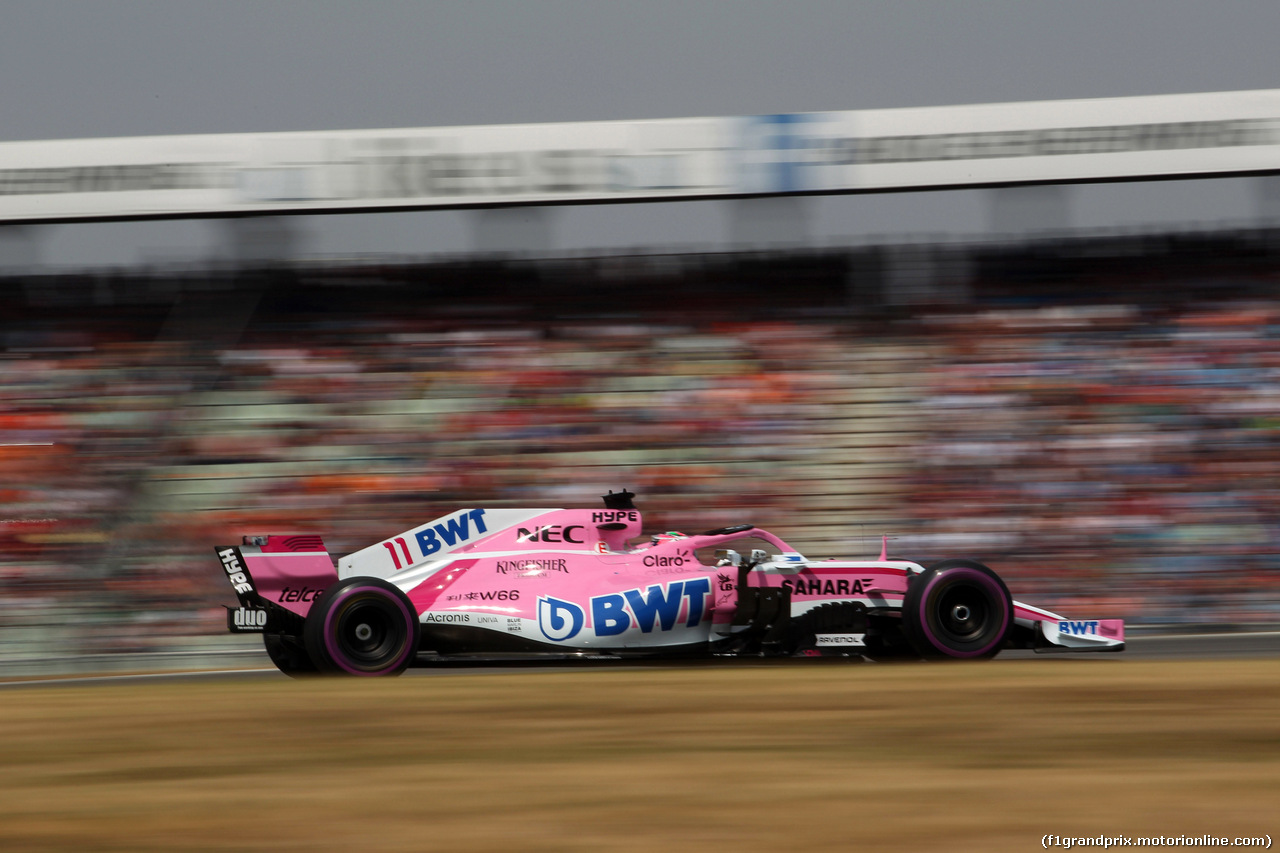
[{"x1": 217, "y1": 491, "x2": 1124, "y2": 676}]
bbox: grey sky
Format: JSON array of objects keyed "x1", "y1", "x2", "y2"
[{"x1": 4, "y1": 1, "x2": 1280, "y2": 268}]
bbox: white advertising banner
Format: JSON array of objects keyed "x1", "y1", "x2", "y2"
[
  {"x1": 0, "y1": 118, "x2": 728, "y2": 222},
  {"x1": 731, "y1": 90, "x2": 1280, "y2": 195},
  {"x1": 4, "y1": 89, "x2": 1280, "y2": 223}
]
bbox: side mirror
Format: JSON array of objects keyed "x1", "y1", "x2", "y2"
[{"x1": 715, "y1": 549, "x2": 742, "y2": 567}]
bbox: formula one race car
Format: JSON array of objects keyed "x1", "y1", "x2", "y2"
[{"x1": 217, "y1": 491, "x2": 1124, "y2": 676}]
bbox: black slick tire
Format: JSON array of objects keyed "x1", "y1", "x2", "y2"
[
  {"x1": 901, "y1": 559, "x2": 1013, "y2": 659},
  {"x1": 303, "y1": 577, "x2": 420, "y2": 676},
  {"x1": 264, "y1": 634, "x2": 318, "y2": 677}
]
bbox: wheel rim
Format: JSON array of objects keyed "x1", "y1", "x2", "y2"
[
  {"x1": 328, "y1": 592, "x2": 410, "y2": 672},
  {"x1": 935, "y1": 586, "x2": 990, "y2": 644},
  {"x1": 916, "y1": 567, "x2": 1010, "y2": 657}
]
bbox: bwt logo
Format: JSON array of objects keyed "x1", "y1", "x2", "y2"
[
  {"x1": 384, "y1": 509, "x2": 491, "y2": 568},
  {"x1": 539, "y1": 596, "x2": 585, "y2": 642},
  {"x1": 418, "y1": 508, "x2": 488, "y2": 555},
  {"x1": 537, "y1": 580, "x2": 712, "y2": 643},
  {"x1": 1060, "y1": 620, "x2": 1100, "y2": 636},
  {"x1": 592, "y1": 579, "x2": 711, "y2": 636}
]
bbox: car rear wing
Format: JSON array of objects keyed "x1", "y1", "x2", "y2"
[{"x1": 217, "y1": 535, "x2": 339, "y2": 633}]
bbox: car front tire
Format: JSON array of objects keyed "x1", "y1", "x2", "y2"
[{"x1": 901, "y1": 559, "x2": 1012, "y2": 659}]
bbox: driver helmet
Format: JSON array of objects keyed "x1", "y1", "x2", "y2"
[{"x1": 649, "y1": 531, "x2": 688, "y2": 546}]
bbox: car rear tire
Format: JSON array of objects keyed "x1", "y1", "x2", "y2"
[
  {"x1": 901, "y1": 559, "x2": 1012, "y2": 659},
  {"x1": 303, "y1": 577, "x2": 420, "y2": 676},
  {"x1": 264, "y1": 634, "x2": 318, "y2": 678}
]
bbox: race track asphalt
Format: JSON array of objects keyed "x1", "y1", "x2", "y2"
[{"x1": 1, "y1": 629, "x2": 1276, "y2": 689}]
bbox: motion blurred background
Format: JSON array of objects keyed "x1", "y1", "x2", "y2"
[{"x1": 2, "y1": 2, "x2": 1279, "y2": 671}]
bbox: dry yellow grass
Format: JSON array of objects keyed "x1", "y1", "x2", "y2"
[{"x1": 1, "y1": 659, "x2": 1277, "y2": 852}]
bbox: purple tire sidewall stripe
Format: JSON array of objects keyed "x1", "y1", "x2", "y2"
[
  {"x1": 323, "y1": 586, "x2": 415, "y2": 676},
  {"x1": 917, "y1": 568, "x2": 1009, "y2": 658}
]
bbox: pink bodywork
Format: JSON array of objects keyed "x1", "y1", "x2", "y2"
[
  {"x1": 233, "y1": 508, "x2": 1123, "y2": 651},
  {"x1": 239, "y1": 538, "x2": 338, "y2": 618},
  {"x1": 331, "y1": 508, "x2": 918, "y2": 647}
]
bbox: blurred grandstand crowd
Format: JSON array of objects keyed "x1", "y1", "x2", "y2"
[{"x1": 2, "y1": 232, "x2": 1278, "y2": 662}]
